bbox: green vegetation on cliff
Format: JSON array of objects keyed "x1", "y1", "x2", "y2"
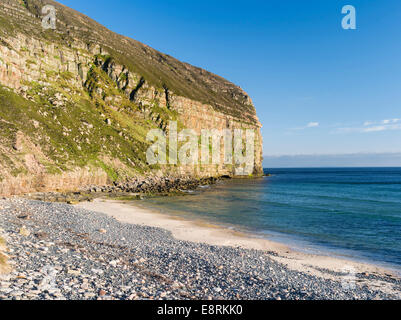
[
  {"x1": 0, "y1": 75, "x2": 156, "y2": 182},
  {"x1": 2, "y1": 0, "x2": 258, "y2": 122},
  {"x1": 0, "y1": 0, "x2": 263, "y2": 194}
]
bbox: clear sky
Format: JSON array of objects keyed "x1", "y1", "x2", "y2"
[{"x1": 58, "y1": 0, "x2": 401, "y2": 165}]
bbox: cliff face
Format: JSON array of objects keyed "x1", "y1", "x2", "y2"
[{"x1": 0, "y1": 0, "x2": 263, "y2": 195}]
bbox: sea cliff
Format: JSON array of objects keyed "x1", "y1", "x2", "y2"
[{"x1": 0, "y1": 0, "x2": 263, "y2": 196}]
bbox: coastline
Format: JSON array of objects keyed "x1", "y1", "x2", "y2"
[
  {"x1": 1, "y1": 197, "x2": 400, "y2": 300},
  {"x1": 77, "y1": 199, "x2": 400, "y2": 285}
]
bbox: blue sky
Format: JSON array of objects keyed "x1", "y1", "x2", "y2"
[{"x1": 58, "y1": 0, "x2": 401, "y2": 165}]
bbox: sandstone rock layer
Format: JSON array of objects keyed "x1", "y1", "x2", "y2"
[{"x1": 0, "y1": 0, "x2": 263, "y2": 195}]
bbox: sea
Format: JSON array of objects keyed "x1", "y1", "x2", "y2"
[{"x1": 139, "y1": 168, "x2": 401, "y2": 271}]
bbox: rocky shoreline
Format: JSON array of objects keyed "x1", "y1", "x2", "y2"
[
  {"x1": 0, "y1": 198, "x2": 400, "y2": 300},
  {"x1": 23, "y1": 176, "x2": 226, "y2": 204}
]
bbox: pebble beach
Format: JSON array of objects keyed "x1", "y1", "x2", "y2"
[{"x1": 0, "y1": 198, "x2": 400, "y2": 300}]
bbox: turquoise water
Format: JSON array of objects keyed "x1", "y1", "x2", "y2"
[{"x1": 140, "y1": 168, "x2": 401, "y2": 270}]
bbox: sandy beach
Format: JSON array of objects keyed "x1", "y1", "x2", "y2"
[{"x1": 78, "y1": 199, "x2": 400, "y2": 289}]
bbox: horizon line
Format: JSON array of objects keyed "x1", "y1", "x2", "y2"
[
  {"x1": 263, "y1": 166, "x2": 401, "y2": 169},
  {"x1": 263, "y1": 152, "x2": 401, "y2": 158}
]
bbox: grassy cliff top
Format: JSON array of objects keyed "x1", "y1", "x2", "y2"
[{"x1": 0, "y1": 0, "x2": 259, "y2": 124}]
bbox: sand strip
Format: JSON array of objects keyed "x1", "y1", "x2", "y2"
[{"x1": 77, "y1": 199, "x2": 400, "y2": 285}]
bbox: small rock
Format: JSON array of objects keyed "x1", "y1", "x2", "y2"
[
  {"x1": 91, "y1": 269, "x2": 104, "y2": 275},
  {"x1": 67, "y1": 269, "x2": 81, "y2": 276},
  {"x1": 19, "y1": 226, "x2": 30, "y2": 237},
  {"x1": 109, "y1": 260, "x2": 119, "y2": 267},
  {"x1": 34, "y1": 232, "x2": 48, "y2": 240}
]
